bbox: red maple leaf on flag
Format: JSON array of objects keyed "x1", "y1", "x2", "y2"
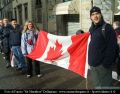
[{"x1": 45, "y1": 40, "x2": 63, "y2": 61}]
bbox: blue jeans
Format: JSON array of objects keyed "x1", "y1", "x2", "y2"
[{"x1": 11, "y1": 46, "x2": 27, "y2": 70}]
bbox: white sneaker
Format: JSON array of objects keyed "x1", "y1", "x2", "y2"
[
  {"x1": 117, "y1": 75, "x2": 120, "y2": 81},
  {"x1": 37, "y1": 74, "x2": 42, "y2": 78},
  {"x1": 27, "y1": 75, "x2": 31, "y2": 78},
  {"x1": 3, "y1": 56, "x2": 5, "y2": 59}
]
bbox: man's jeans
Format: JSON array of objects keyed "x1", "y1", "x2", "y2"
[
  {"x1": 90, "y1": 65, "x2": 112, "y2": 89},
  {"x1": 11, "y1": 46, "x2": 27, "y2": 70}
]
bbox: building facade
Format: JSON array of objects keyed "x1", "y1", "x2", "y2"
[
  {"x1": 42, "y1": 0, "x2": 63, "y2": 33},
  {"x1": 55, "y1": 0, "x2": 117, "y2": 35},
  {"x1": 0, "y1": 0, "x2": 120, "y2": 35},
  {"x1": 12, "y1": 0, "x2": 63, "y2": 32},
  {"x1": 80, "y1": 0, "x2": 115, "y2": 31},
  {"x1": 0, "y1": 0, "x2": 13, "y2": 20},
  {"x1": 114, "y1": 0, "x2": 120, "y2": 21},
  {"x1": 54, "y1": 0, "x2": 80, "y2": 35},
  {"x1": 12, "y1": 0, "x2": 37, "y2": 25}
]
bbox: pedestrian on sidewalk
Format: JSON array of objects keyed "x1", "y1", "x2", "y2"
[
  {"x1": 9, "y1": 19, "x2": 27, "y2": 73},
  {"x1": 113, "y1": 21, "x2": 120, "y2": 48},
  {"x1": 112, "y1": 21, "x2": 120, "y2": 80},
  {"x1": 0, "y1": 19, "x2": 3, "y2": 53},
  {"x1": 2, "y1": 18, "x2": 11, "y2": 68},
  {"x1": 21, "y1": 21, "x2": 42, "y2": 78},
  {"x1": 88, "y1": 6, "x2": 118, "y2": 89}
]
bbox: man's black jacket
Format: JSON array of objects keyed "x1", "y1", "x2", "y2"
[{"x1": 88, "y1": 20, "x2": 118, "y2": 68}]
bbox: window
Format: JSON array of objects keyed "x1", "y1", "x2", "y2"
[
  {"x1": 36, "y1": 8, "x2": 42, "y2": 23},
  {"x1": 36, "y1": 0, "x2": 42, "y2": 8},
  {"x1": 63, "y1": 0, "x2": 72, "y2": 2},
  {"x1": 7, "y1": 0, "x2": 10, "y2": 3},
  {"x1": 8, "y1": 11, "x2": 12, "y2": 20},
  {"x1": 18, "y1": 5, "x2": 23, "y2": 24},
  {"x1": 14, "y1": 8, "x2": 17, "y2": 20},
  {"x1": 24, "y1": 3, "x2": 28, "y2": 20},
  {"x1": 35, "y1": 0, "x2": 42, "y2": 23}
]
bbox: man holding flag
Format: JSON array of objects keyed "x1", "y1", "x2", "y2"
[
  {"x1": 88, "y1": 6, "x2": 118, "y2": 89},
  {"x1": 27, "y1": 6, "x2": 118, "y2": 89}
]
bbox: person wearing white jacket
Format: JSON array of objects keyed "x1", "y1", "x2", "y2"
[{"x1": 21, "y1": 21, "x2": 42, "y2": 78}]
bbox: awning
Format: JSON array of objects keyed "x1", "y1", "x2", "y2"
[
  {"x1": 53, "y1": 0, "x2": 79, "y2": 15},
  {"x1": 114, "y1": 12, "x2": 120, "y2": 15}
]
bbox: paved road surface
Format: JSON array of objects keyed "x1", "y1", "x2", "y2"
[{"x1": 0, "y1": 53, "x2": 120, "y2": 90}]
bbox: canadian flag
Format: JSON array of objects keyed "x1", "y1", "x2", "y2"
[{"x1": 27, "y1": 31, "x2": 90, "y2": 78}]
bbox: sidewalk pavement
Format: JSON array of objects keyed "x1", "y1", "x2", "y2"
[{"x1": 0, "y1": 53, "x2": 120, "y2": 89}]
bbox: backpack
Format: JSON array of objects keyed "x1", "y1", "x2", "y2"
[
  {"x1": 102, "y1": 23, "x2": 120, "y2": 75},
  {"x1": 101, "y1": 23, "x2": 118, "y2": 55}
]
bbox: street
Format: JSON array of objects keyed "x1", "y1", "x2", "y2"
[{"x1": 0, "y1": 53, "x2": 120, "y2": 90}]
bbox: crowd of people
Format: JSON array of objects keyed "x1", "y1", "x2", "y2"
[
  {"x1": 0, "y1": 18, "x2": 42, "y2": 78},
  {"x1": 0, "y1": 6, "x2": 120, "y2": 89}
]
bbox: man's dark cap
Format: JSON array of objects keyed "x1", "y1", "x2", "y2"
[{"x1": 90, "y1": 6, "x2": 101, "y2": 16}]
